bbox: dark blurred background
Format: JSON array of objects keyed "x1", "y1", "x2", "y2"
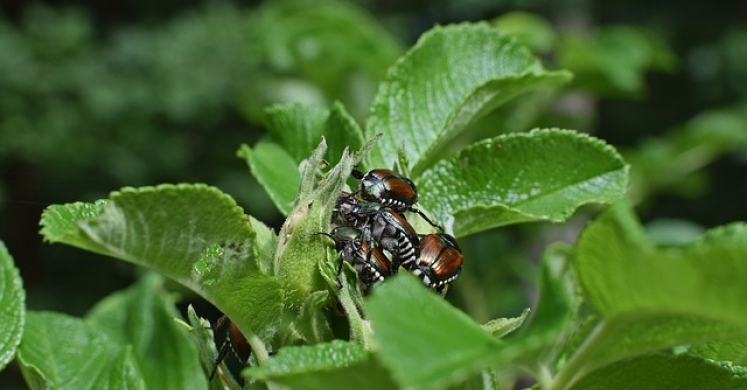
[{"x1": 1, "y1": 0, "x2": 746, "y2": 386}]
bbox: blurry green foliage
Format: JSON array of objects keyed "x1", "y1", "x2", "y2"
[
  {"x1": 687, "y1": 28, "x2": 747, "y2": 104},
  {"x1": 557, "y1": 24, "x2": 678, "y2": 97},
  {"x1": 626, "y1": 105, "x2": 747, "y2": 203},
  {"x1": 492, "y1": 11, "x2": 556, "y2": 53},
  {"x1": 493, "y1": 11, "x2": 678, "y2": 98},
  {"x1": 0, "y1": 1, "x2": 402, "y2": 183},
  {"x1": 0, "y1": 1, "x2": 405, "y2": 316},
  {"x1": 239, "y1": 0, "x2": 405, "y2": 122}
]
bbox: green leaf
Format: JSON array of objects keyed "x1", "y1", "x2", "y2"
[
  {"x1": 644, "y1": 218, "x2": 706, "y2": 246},
  {"x1": 558, "y1": 203, "x2": 747, "y2": 389},
  {"x1": 568, "y1": 353, "x2": 747, "y2": 390},
  {"x1": 492, "y1": 11, "x2": 556, "y2": 53},
  {"x1": 418, "y1": 129, "x2": 629, "y2": 237},
  {"x1": 264, "y1": 103, "x2": 331, "y2": 162},
  {"x1": 448, "y1": 370, "x2": 500, "y2": 390},
  {"x1": 186, "y1": 306, "x2": 243, "y2": 390},
  {"x1": 293, "y1": 290, "x2": 334, "y2": 344},
  {"x1": 366, "y1": 274, "x2": 505, "y2": 390},
  {"x1": 38, "y1": 199, "x2": 109, "y2": 253},
  {"x1": 243, "y1": 340, "x2": 396, "y2": 390},
  {"x1": 250, "y1": 215, "x2": 278, "y2": 274},
  {"x1": 326, "y1": 102, "x2": 366, "y2": 166},
  {"x1": 238, "y1": 140, "x2": 300, "y2": 216},
  {"x1": 315, "y1": 249, "x2": 372, "y2": 348},
  {"x1": 482, "y1": 308, "x2": 530, "y2": 338},
  {"x1": 264, "y1": 102, "x2": 364, "y2": 165},
  {"x1": 86, "y1": 273, "x2": 207, "y2": 389},
  {"x1": 40, "y1": 184, "x2": 283, "y2": 353},
  {"x1": 246, "y1": 102, "x2": 365, "y2": 216},
  {"x1": 0, "y1": 240, "x2": 25, "y2": 371},
  {"x1": 365, "y1": 22, "x2": 571, "y2": 175},
  {"x1": 576, "y1": 204, "x2": 747, "y2": 325},
  {"x1": 17, "y1": 311, "x2": 146, "y2": 390},
  {"x1": 690, "y1": 339, "x2": 747, "y2": 366}
]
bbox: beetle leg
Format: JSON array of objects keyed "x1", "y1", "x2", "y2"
[
  {"x1": 410, "y1": 207, "x2": 444, "y2": 231},
  {"x1": 210, "y1": 336, "x2": 232, "y2": 380},
  {"x1": 390, "y1": 258, "x2": 400, "y2": 275},
  {"x1": 351, "y1": 168, "x2": 365, "y2": 180},
  {"x1": 209, "y1": 315, "x2": 231, "y2": 381},
  {"x1": 333, "y1": 251, "x2": 346, "y2": 289}
]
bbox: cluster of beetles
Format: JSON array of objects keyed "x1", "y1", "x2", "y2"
[
  {"x1": 210, "y1": 168, "x2": 463, "y2": 380},
  {"x1": 318, "y1": 168, "x2": 464, "y2": 293}
]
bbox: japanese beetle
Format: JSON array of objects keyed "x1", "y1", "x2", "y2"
[
  {"x1": 351, "y1": 169, "x2": 443, "y2": 231},
  {"x1": 334, "y1": 193, "x2": 420, "y2": 271},
  {"x1": 316, "y1": 226, "x2": 392, "y2": 287},
  {"x1": 412, "y1": 233, "x2": 463, "y2": 292},
  {"x1": 352, "y1": 169, "x2": 418, "y2": 211},
  {"x1": 365, "y1": 207, "x2": 420, "y2": 271},
  {"x1": 333, "y1": 191, "x2": 378, "y2": 228},
  {"x1": 210, "y1": 316, "x2": 251, "y2": 381}
]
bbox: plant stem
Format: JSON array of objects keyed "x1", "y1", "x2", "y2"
[
  {"x1": 337, "y1": 276, "x2": 374, "y2": 349},
  {"x1": 549, "y1": 320, "x2": 611, "y2": 390}
]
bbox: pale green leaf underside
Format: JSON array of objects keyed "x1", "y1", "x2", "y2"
[
  {"x1": 482, "y1": 308, "x2": 530, "y2": 338},
  {"x1": 576, "y1": 205, "x2": 747, "y2": 325},
  {"x1": 17, "y1": 311, "x2": 146, "y2": 390},
  {"x1": 568, "y1": 353, "x2": 747, "y2": 390},
  {"x1": 243, "y1": 340, "x2": 396, "y2": 390},
  {"x1": 419, "y1": 129, "x2": 629, "y2": 237},
  {"x1": 365, "y1": 22, "x2": 570, "y2": 174},
  {"x1": 587, "y1": 315, "x2": 747, "y2": 370},
  {"x1": 39, "y1": 184, "x2": 283, "y2": 342},
  {"x1": 0, "y1": 241, "x2": 25, "y2": 371},
  {"x1": 560, "y1": 204, "x2": 747, "y2": 387}
]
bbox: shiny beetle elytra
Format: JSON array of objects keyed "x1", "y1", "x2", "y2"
[
  {"x1": 334, "y1": 193, "x2": 420, "y2": 271},
  {"x1": 351, "y1": 169, "x2": 443, "y2": 231},
  {"x1": 412, "y1": 233, "x2": 463, "y2": 293},
  {"x1": 352, "y1": 169, "x2": 417, "y2": 211},
  {"x1": 316, "y1": 226, "x2": 392, "y2": 287}
]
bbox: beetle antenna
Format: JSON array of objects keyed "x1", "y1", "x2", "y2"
[
  {"x1": 210, "y1": 338, "x2": 231, "y2": 380},
  {"x1": 314, "y1": 231, "x2": 333, "y2": 239},
  {"x1": 411, "y1": 207, "x2": 444, "y2": 232}
]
